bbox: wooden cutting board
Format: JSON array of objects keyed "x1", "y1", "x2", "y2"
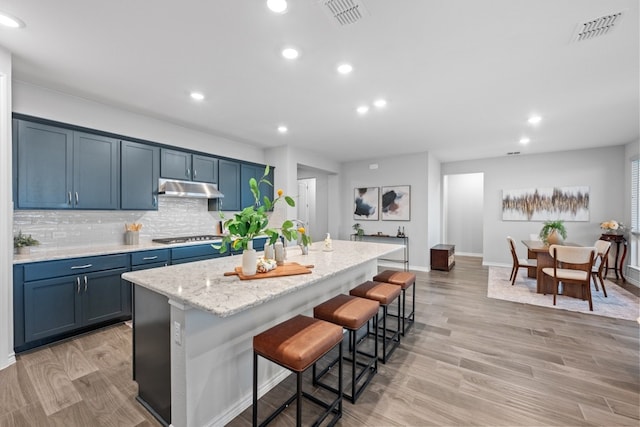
[{"x1": 224, "y1": 262, "x2": 313, "y2": 280}]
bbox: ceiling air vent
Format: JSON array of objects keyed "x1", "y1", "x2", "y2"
[
  {"x1": 319, "y1": 0, "x2": 369, "y2": 26},
  {"x1": 572, "y1": 11, "x2": 623, "y2": 42},
  {"x1": 507, "y1": 152, "x2": 521, "y2": 156}
]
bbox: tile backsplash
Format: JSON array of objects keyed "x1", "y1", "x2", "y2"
[{"x1": 13, "y1": 197, "x2": 221, "y2": 251}]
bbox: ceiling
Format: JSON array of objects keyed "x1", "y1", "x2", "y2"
[{"x1": 1, "y1": 0, "x2": 638, "y2": 163}]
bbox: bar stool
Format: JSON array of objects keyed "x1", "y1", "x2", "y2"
[
  {"x1": 253, "y1": 314, "x2": 343, "y2": 427},
  {"x1": 373, "y1": 270, "x2": 416, "y2": 336},
  {"x1": 313, "y1": 294, "x2": 379, "y2": 403},
  {"x1": 350, "y1": 281, "x2": 401, "y2": 364}
]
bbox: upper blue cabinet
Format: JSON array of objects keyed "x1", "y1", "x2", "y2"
[
  {"x1": 160, "y1": 148, "x2": 218, "y2": 184},
  {"x1": 16, "y1": 120, "x2": 119, "y2": 210},
  {"x1": 121, "y1": 140, "x2": 160, "y2": 210}
]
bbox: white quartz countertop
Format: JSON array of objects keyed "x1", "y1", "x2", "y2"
[
  {"x1": 12, "y1": 238, "x2": 224, "y2": 264},
  {"x1": 122, "y1": 239, "x2": 404, "y2": 318}
]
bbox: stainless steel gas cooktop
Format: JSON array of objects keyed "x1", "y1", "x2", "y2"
[{"x1": 152, "y1": 235, "x2": 225, "y2": 244}]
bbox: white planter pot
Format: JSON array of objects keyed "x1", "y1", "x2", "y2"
[{"x1": 242, "y1": 247, "x2": 257, "y2": 276}]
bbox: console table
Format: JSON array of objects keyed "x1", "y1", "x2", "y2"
[
  {"x1": 350, "y1": 234, "x2": 409, "y2": 271},
  {"x1": 599, "y1": 233, "x2": 627, "y2": 282}
]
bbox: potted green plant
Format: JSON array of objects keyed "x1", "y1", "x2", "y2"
[
  {"x1": 14, "y1": 231, "x2": 39, "y2": 255},
  {"x1": 539, "y1": 220, "x2": 567, "y2": 245},
  {"x1": 353, "y1": 223, "x2": 364, "y2": 237},
  {"x1": 215, "y1": 166, "x2": 299, "y2": 275}
]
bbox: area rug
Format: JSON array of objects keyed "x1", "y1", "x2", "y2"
[{"x1": 487, "y1": 267, "x2": 640, "y2": 321}]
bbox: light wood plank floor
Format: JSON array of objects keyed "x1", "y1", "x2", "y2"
[{"x1": 1, "y1": 256, "x2": 638, "y2": 426}]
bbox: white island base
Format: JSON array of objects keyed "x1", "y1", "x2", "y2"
[{"x1": 123, "y1": 240, "x2": 404, "y2": 427}]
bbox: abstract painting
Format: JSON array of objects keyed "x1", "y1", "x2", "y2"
[
  {"x1": 381, "y1": 185, "x2": 411, "y2": 221},
  {"x1": 502, "y1": 186, "x2": 589, "y2": 221},
  {"x1": 354, "y1": 187, "x2": 379, "y2": 220}
]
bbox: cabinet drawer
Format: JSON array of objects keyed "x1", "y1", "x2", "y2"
[
  {"x1": 24, "y1": 254, "x2": 129, "y2": 282},
  {"x1": 131, "y1": 249, "x2": 170, "y2": 266},
  {"x1": 171, "y1": 244, "x2": 224, "y2": 261}
]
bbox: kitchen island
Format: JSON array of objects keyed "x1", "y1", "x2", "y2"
[{"x1": 122, "y1": 239, "x2": 404, "y2": 427}]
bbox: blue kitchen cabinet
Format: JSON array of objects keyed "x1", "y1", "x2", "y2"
[
  {"x1": 170, "y1": 244, "x2": 227, "y2": 264},
  {"x1": 16, "y1": 120, "x2": 73, "y2": 209},
  {"x1": 217, "y1": 159, "x2": 241, "y2": 211},
  {"x1": 192, "y1": 154, "x2": 218, "y2": 184},
  {"x1": 161, "y1": 149, "x2": 218, "y2": 183},
  {"x1": 15, "y1": 120, "x2": 120, "y2": 210},
  {"x1": 121, "y1": 140, "x2": 160, "y2": 210},
  {"x1": 16, "y1": 254, "x2": 130, "y2": 351}
]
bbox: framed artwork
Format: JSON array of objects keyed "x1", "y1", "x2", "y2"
[
  {"x1": 381, "y1": 185, "x2": 411, "y2": 221},
  {"x1": 502, "y1": 186, "x2": 590, "y2": 221},
  {"x1": 354, "y1": 187, "x2": 379, "y2": 220}
]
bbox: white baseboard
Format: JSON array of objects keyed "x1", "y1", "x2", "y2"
[{"x1": 0, "y1": 353, "x2": 16, "y2": 371}]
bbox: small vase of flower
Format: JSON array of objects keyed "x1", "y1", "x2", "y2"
[
  {"x1": 600, "y1": 220, "x2": 624, "y2": 235},
  {"x1": 14, "y1": 231, "x2": 39, "y2": 255}
]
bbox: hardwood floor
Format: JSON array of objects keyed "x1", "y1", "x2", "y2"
[{"x1": 2, "y1": 256, "x2": 638, "y2": 426}]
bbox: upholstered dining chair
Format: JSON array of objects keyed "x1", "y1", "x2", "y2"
[
  {"x1": 507, "y1": 236, "x2": 537, "y2": 286},
  {"x1": 591, "y1": 239, "x2": 612, "y2": 297},
  {"x1": 542, "y1": 245, "x2": 597, "y2": 311}
]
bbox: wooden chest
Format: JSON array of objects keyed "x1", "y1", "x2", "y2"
[{"x1": 431, "y1": 244, "x2": 455, "y2": 271}]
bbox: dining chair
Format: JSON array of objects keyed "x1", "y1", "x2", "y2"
[
  {"x1": 591, "y1": 240, "x2": 612, "y2": 297},
  {"x1": 542, "y1": 245, "x2": 597, "y2": 311},
  {"x1": 507, "y1": 236, "x2": 537, "y2": 286}
]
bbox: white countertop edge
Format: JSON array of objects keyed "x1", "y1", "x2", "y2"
[{"x1": 123, "y1": 240, "x2": 404, "y2": 318}]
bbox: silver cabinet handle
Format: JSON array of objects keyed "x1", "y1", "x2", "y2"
[
  {"x1": 76, "y1": 277, "x2": 81, "y2": 293},
  {"x1": 142, "y1": 256, "x2": 158, "y2": 260},
  {"x1": 75, "y1": 192, "x2": 79, "y2": 205},
  {"x1": 153, "y1": 195, "x2": 157, "y2": 207},
  {"x1": 68, "y1": 192, "x2": 72, "y2": 205},
  {"x1": 84, "y1": 276, "x2": 88, "y2": 292},
  {"x1": 71, "y1": 264, "x2": 92, "y2": 270},
  {"x1": 194, "y1": 169, "x2": 197, "y2": 178},
  {"x1": 187, "y1": 168, "x2": 191, "y2": 178}
]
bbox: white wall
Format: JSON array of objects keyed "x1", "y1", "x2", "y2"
[
  {"x1": 442, "y1": 145, "x2": 627, "y2": 266},
  {"x1": 0, "y1": 46, "x2": 15, "y2": 369},
  {"x1": 341, "y1": 152, "x2": 431, "y2": 270},
  {"x1": 444, "y1": 173, "x2": 484, "y2": 256}
]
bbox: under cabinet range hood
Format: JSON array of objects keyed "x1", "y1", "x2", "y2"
[{"x1": 158, "y1": 178, "x2": 224, "y2": 198}]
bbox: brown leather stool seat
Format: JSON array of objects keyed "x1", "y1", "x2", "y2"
[
  {"x1": 253, "y1": 314, "x2": 343, "y2": 427},
  {"x1": 373, "y1": 270, "x2": 416, "y2": 336},
  {"x1": 350, "y1": 281, "x2": 401, "y2": 363},
  {"x1": 313, "y1": 294, "x2": 379, "y2": 403}
]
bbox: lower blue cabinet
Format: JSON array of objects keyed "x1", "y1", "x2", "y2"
[{"x1": 16, "y1": 254, "x2": 131, "y2": 351}]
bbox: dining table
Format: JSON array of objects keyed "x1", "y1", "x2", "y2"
[{"x1": 521, "y1": 240, "x2": 585, "y2": 299}]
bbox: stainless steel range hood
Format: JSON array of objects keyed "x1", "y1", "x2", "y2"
[{"x1": 158, "y1": 178, "x2": 224, "y2": 199}]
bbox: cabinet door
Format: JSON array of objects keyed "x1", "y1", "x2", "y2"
[
  {"x1": 73, "y1": 132, "x2": 120, "y2": 209},
  {"x1": 24, "y1": 276, "x2": 82, "y2": 342},
  {"x1": 192, "y1": 155, "x2": 218, "y2": 184},
  {"x1": 161, "y1": 148, "x2": 191, "y2": 180},
  {"x1": 17, "y1": 120, "x2": 73, "y2": 209},
  {"x1": 82, "y1": 268, "x2": 130, "y2": 326},
  {"x1": 121, "y1": 140, "x2": 159, "y2": 210},
  {"x1": 218, "y1": 159, "x2": 241, "y2": 211}
]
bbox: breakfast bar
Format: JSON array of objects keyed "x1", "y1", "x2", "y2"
[{"x1": 122, "y1": 239, "x2": 404, "y2": 427}]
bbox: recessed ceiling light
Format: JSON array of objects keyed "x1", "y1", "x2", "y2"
[
  {"x1": 267, "y1": 0, "x2": 287, "y2": 13},
  {"x1": 281, "y1": 48, "x2": 299, "y2": 59},
  {"x1": 337, "y1": 63, "x2": 353, "y2": 74},
  {"x1": 278, "y1": 125, "x2": 288, "y2": 133},
  {"x1": 373, "y1": 99, "x2": 387, "y2": 108},
  {"x1": 528, "y1": 115, "x2": 542, "y2": 125},
  {"x1": 519, "y1": 137, "x2": 530, "y2": 144},
  {"x1": 356, "y1": 105, "x2": 369, "y2": 114},
  {"x1": 0, "y1": 11, "x2": 25, "y2": 28},
  {"x1": 190, "y1": 92, "x2": 205, "y2": 101}
]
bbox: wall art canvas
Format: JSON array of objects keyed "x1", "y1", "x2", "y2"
[
  {"x1": 354, "y1": 187, "x2": 379, "y2": 220},
  {"x1": 502, "y1": 186, "x2": 590, "y2": 221},
  {"x1": 381, "y1": 185, "x2": 411, "y2": 221}
]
